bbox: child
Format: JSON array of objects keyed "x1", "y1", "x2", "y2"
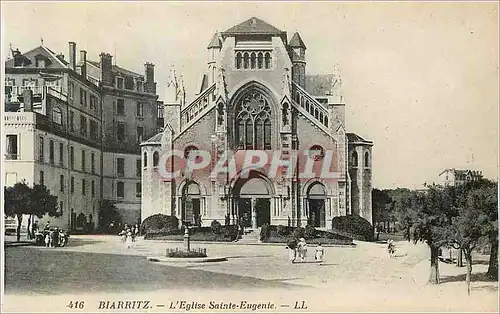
[
  {"x1": 286, "y1": 238, "x2": 298, "y2": 263},
  {"x1": 315, "y1": 243, "x2": 325, "y2": 263},
  {"x1": 297, "y1": 238, "x2": 307, "y2": 262},
  {"x1": 387, "y1": 239, "x2": 396, "y2": 258},
  {"x1": 44, "y1": 232, "x2": 51, "y2": 247},
  {"x1": 126, "y1": 229, "x2": 133, "y2": 249}
]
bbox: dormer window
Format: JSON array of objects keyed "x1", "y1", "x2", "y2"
[
  {"x1": 137, "y1": 81, "x2": 143, "y2": 92},
  {"x1": 124, "y1": 76, "x2": 134, "y2": 90},
  {"x1": 116, "y1": 77, "x2": 124, "y2": 89},
  {"x1": 36, "y1": 59, "x2": 46, "y2": 68}
]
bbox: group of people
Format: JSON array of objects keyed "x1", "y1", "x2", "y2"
[
  {"x1": 118, "y1": 224, "x2": 140, "y2": 249},
  {"x1": 286, "y1": 237, "x2": 325, "y2": 264},
  {"x1": 34, "y1": 221, "x2": 69, "y2": 247}
]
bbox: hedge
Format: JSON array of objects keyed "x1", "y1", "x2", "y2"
[
  {"x1": 259, "y1": 224, "x2": 353, "y2": 245},
  {"x1": 331, "y1": 215, "x2": 374, "y2": 242},
  {"x1": 145, "y1": 224, "x2": 240, "y2": 242},
  {"x1": 141, "y1": 214, "x2": 179, "y2": 235}
]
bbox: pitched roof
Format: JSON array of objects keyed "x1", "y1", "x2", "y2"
[
  {"x1": 289, "y1": 32, "x2": 306, "y2": 49},
  {"x1": 347, "y1": 133, "x2": 372, "y2": 144},
  {"x1": 86, "y1": 60, "x2": 144, "y2": 78},
  {"x1": 224, "y1": 17, "x2": 283, "y2": 35},
  {"x1": 5, "y1": 46, "x2": 68, "y2": 69},
  {"x1": 207, "y1": 33, "x2": 222, "y2": 48}
]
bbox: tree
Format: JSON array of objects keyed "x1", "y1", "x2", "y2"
[
  {"x1": 372, "y1": 188, "x2": 392, "y2": 236},
  {"x1": 4, "y1": 181, "x2": 59, "y2": 242},
  {"x1": 98, "y1": 200, "x2": 121, "y2": 233},
  {"x1": 394, "y1": 186, "x2": 454, "y2": 284}
]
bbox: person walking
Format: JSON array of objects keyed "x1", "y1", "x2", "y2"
[
  {"x1": 387, "y1": 239, "x2": 396, "y2": 258},
  {"x1": 315, "y1": 243, "x2": 325, "y2": 263},
  {"x1": 287, "y1": 238, "x2": 298, "y2": 263},
  {"x1": 297, "y1": 238, "x2": 308, "y2": 262},
  {"x1": 125, "y1": 229, "x2": 133, "y2": 249}
]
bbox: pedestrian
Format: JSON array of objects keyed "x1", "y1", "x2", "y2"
[
  {"x1": 315, "y1": 243, "x2": 325, "y2": 263},
  {"x1": 287, "y1": 238, "x2": 298, "y2": 263},
  {"x1": 52, "y1": 228, "x2": 60, "y2": 247},
  {"x1": 297, "y1": 238, "x2": 308, "y2": 262},
  {"x1": 44, "y1": 231, "x2": 51, "y2": 247},
  {"x1": 44, "y1": 221, "x2": 51, "y2": 231},
  {"x1": 126, "y1": 229, "x2": 133, "y2": 249},
  {"x1": 134, "y1": 224, "x2": 140, "y2": 238},
  {"x1": 387, "y1": 239, "x2": 395, "y2": 258}
]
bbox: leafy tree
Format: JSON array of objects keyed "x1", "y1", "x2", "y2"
[
  {"x1": 394, "y1": 186, "x2": 455, "y2": 284},
  {"x1": 4, "y1": 181, "x2": 59, "y2": 241},
  {"x1": 372, "y1": 188, "x2": 392, "y2": 236},
  {"x1": 97, "y1": 200, "x2": 121, "y2": 233}
]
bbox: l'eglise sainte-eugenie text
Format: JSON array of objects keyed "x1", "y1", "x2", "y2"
[{"x1": 169, "y1": 300, "x2": 276, "y2": 311}]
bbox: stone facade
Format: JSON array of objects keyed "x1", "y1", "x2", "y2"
[
  {"x1": 141, "y1": 17, "x2": 373, "y2": 229},
  {"x1": 4, "y1": 42, "x2": 159, "y2": 230}
]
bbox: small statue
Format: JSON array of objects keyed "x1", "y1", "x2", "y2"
[
  {"x1": 282, "y1": 103, "x2": 289, "y2": 126},
  {"x1": 217, "y1": 103, "x2": 224, "y2": 126}
]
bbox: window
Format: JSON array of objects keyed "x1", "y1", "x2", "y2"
[
  {"x1": 60, "y1": 175, "x2": 64, "y2": 192},
  {"x1": 116, "y1": 123, "x2": 125, "y2": 141},
  {"x1": 91, "y1": 152, "x2": 96, "y2": 174},
  {"x1": 80, "y1": 88, "x2": 87, "y2": 106},
  {"x1": 23, "y1": 79, "x2": 38, "y2": 88},
  {"x1": 250, "y1": 52, "x2": 256, "y2": 69},
  {"x1": 125, "y1": 76, "x2": 134, "y2": 90},
  {"x1": 264, "y1": 52, "x2": 271, "y2": 69},
  {"x1": 235, "y1": 90, "x2": 272, "y2": 150},
  {"x1": 136, "y1": 182, "x2": 142, "y2": 198},
  {"x1": 117, "y1": 158, "x2": 124, "y2": 177},
  {"x1": 351, "y1": 151, "x2": 358, "y2": 167},
  {"x1": 40, "y1": 171, "x2": 44, "y2": 186},
  {"x1": 136, "y1": 159, "x2": 142, "y2": 177},
  {"x1": 80, "y1": 115, "x2": 87, "y2": 137},
  {"x1": 243, "y1": 52, "x2": 249, "y2": 69},
  {"x1": 143, "y1": 151, "x2": 147, "y2": 167},
  {"x1": 69, "y1": 111, "x2": 74, "y2": 132},
  {"x1": 81, "y1": 149, "x2": 86, "y2": 171},
  {"x1": 116, "y1": 99, "x2": 125, "y2": 116},
  {"x1": 116, "y1": 77, "x2": 124, "y2": 89},
  {"x1": 6, "y1": 135, "x2": 18, "y2": 160},
  {"x1": 90, "y1": 120, "x2": 98, "y2": 140},
  {"x1": 36, "y1": 59, "x2": 45, "y2": 68},
  {"x1": 49, "y1": 140, "x2": 54, "y2": 165},
  {"x1": 68, "y1": 82, "x2": 74, "y2": 99},
  {"x1": 59, "y1": 143, "x2": 64, "y2": 166},
  {"x1": 137, "y1": 81, "x2": 143, "y2": 92},
  {"x1": 82, "y1": 179, "x2": 86, "y2": 195},
  {"x1": 70, "y1": 146, "x2": 74, "y2": 169},
  {"x1": 89, "y1": 94, "x2": 97, "y2": 110},
  {"x1": 59, "y1": 201, "x2": 63, "y2": 215},
  {"x1": 236, "y1": 52, "x2": 242, "y2": 69},
  {"x1": 91, "y1": 181, "x2": 95, "y2": 197},
  {"x1": 117, "y1": 182, "x2": 124, "y2": 198},
  {"x1": 137, "y1": 126, "x2": 144, "y2": 143},
  {"x1": 52, "y1": 107, "x2": 62, "y2": 125},
  {"x1": 136, "y1": 102, "x2": 144, "y2": 117},
  {"x1": 38, "y1": 136, "x2": 44, "y2": 162},
  {"x1": 153, "y1": 151, "x2": 159, "y2": 167},
  {"x1": 257, "y1": 52, "x2": 263, "y2": 69},
  {"x1": 70, "y1": 176, "x2": 75, "y2": 193},
  {"x1": 364, "y1": 152, "x2": 370, "y2": 168}
]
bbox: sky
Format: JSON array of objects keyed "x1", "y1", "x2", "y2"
[{"x1": 2, "y1": 1, "x2": 498, "y2": 189}]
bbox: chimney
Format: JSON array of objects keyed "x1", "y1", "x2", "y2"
[
  {"x1": 79, "y1": 50, "x2": 87, "y2": 79},
  {"x1": 68, "y1": 42, "x2": 76, "y2": 70},
  {"x1": 22, "y1": 89, "x2": 33, "y2": 112},
  {"x1": 144, "y1": 62, "x2": 156, "y2": 94},
  {"x1": 100, "y1": 53, "x2": 113, "y2": 86}
]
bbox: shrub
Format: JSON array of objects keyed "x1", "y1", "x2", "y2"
[
  {"x1": 331, "y1": 215, "x2": 374, "y2": 241},
  {"x1": 211, "y1": 220, "x2": 222, "y2": 234},
  {"x1": 260, "y1": 223, "x2": 270, "y2": 241},
  {"x1": 277, "y1": 225, "x2": 293, "y2": 237},
  {"x1": 291, "y1": 227, "x2": 305, "y2": 240},
  {"x1": 141, "y1": 214, "x2": 179, "y2": 234},
  {"x1": 223, "y1": 225, "x2": 239, "y2": 241},
  {"x1": 304, "y1": 224, "x2": 317, "y2": 240},
  {"x1": 166, "y1": 248, "x2": 207, "y2": 258}
]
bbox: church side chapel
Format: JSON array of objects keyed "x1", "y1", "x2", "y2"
[{"x1": 141, "y1": 17, "x2": 373, "y2": 230}]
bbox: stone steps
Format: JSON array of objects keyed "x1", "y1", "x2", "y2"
[{"x1": 237, "y1": 229, "x2": 261, "y2": 243}]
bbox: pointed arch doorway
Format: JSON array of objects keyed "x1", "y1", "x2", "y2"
[
  {"x1": 307, "y1": 183, "x2": 326, "y2": 228},
  {"x1": 233, "y1": 171, "x2": 272, "y2": 229}
]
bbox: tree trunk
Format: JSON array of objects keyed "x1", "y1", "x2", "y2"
[
  {"x1": 429, "y1": 245, "x2": 440, "y2": 284},
  {"x1": 457, "y1": 248, "x2": 464, "y2": 267},
  {"x1": 27, "y1": 214, "x2": 32, "y2": 240},
  {"x1": 487, "y1": 233, "x2": 498, "y2": 280},
  {"x1": 465, "y1": 249, "x2": 473, "y2": 296},
  {"x1": 16, "y1": 214, "x2": 23, "y2": 242}
]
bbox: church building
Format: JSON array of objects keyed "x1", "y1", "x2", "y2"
[{"x1": 141, "y1": 17, "x2": 373, "y2": 229}]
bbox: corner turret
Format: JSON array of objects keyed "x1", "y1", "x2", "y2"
[
  {"x1": 289, "y1": 32, "x2": 306, "y2": 88},
  {"x1": 207, "y1": 32, "x2": 222, "y2": 85}
]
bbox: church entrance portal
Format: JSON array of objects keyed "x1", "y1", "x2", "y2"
[
  {"x1": 182, "y1": 182, "x2": 201, "y2": 226},
  {"x1": 307, "y1": 183, "x2": 326, "y2": 228},
  {"x1": 233, "y1": 172, "x2": 272, "y2": 229}
]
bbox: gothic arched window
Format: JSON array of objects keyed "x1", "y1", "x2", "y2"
[
  {"x1": 250, "y1": 52, "x2": 256, "y2": 69},
  {"x1": 236, "y1": 52, "x2": 242, "y2": 69},
  {"x1": 153, "y1": 151, "x2": 159, "y2": 167},
  {"x1": 243, "y1": 52, "x2": 249, "y2": 69},
  {"x1": 257, "y1": 53, "x2": 263, "y2": 69},
  {"x1": 143, "y1": 151, "x2": 148, "y2": 167},
  {"x1": 235, "y1": 90, "x2": 272, "y2": 150},
  {"x1": 351, "y1": 151, "x2": 358, "y2": 167},
  {"x1": 264, "y1": 52, "x2": 271, "y2": 69},
  {"x1": 364, "y1": 151, "x2": 370, "y2": 168}
]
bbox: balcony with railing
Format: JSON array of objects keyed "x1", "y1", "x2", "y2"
[
  {"x1": 180, "y1": 83, "x2": 216, "y2": 127},
  {"x1": 292, "y1": 82, "x2": 329, "y2": 129},
  {"x1": 4, "y1": 85, "x2": 67, "y2": 103}
]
